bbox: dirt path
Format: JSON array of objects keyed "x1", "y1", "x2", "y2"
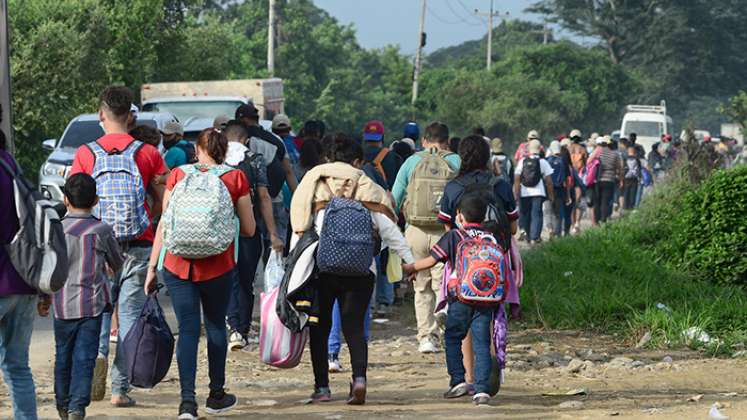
[{"x1": 2, "y1": 301, "x2": 746, "y2": 420}]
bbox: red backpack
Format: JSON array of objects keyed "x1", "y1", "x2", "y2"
[
  {"x1": 448, "y1": 230, "x2": 510, "y2": 307},
  {"x1": 584, "y1": 158, "x2": 601, "y2": 187}
]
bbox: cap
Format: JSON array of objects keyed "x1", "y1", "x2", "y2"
[
  {"x1": 403, "y1": 122, "x2": 419, "y2": 140},
  {"x1": 663, "y1": 133, "x2": 673, "y2": 142},
  {"x1": 560, "y1": 138, "x2": 572, "y2": 148},
  {"x1": 213, "y1": 116, "x2": 229, "y2": 130},
  {"x1": 272, "y1": 114, "x2": 291, "y2": 130},
  {"x1": 162, "y1": 120, "x2": 183, "y2": 136},
  {"x1": 528, "y1": 139, "x2": 542, "y2": 154},
  {"x1": 235, "y1": 103, "x2": 259, "y2": 120},
  {"x1": 490, "y1": 137, "x2": 503, "y2": 154},
  {"x1": 401, "y1": 137, "x2": 416, "y2": 151},
  {"x1": 363, "y1": 120, "x2": 385, "y2": 142},
  {"x1": 548, "y1": 140, "x2": 561, "y2": 155},
  {"x1": 527, "y1": 130, "x2": 540, "y2": 140},
  {"x1": 569, "y1": 129, "x2": 582, "y2": 139}
]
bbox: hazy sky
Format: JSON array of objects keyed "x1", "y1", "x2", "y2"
[{"x1": 313, "y1": 0, "x2": 543, "y2": 55}]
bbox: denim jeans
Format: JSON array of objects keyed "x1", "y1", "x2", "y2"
[
  {"x1": 328, "y1": 300, "x2": 371, "y2": 355},
  {"x1": 550, "y1": 189, "x2": 567, "y2": 237},
  {"x1": 54, "y1": 315, "x2": 102, "y2": 415},
  {"x1": 0, "y1": 294, "x2": 37, "y2": 420},
  {"x1": 594, "y1": 181, "x2": 617, "y2": 223},
  {"x1": 163, "y1": 269, "x2": 233, "y2": 403},
  {"x1": 111, "y1": 246, "x2": 150, "y2": 396},
  {"x1": 444, "y1": 301, "x2": 494, "y2": 395},
  {"x1": 635, "y1": 180, "x2": 644, "y2": 207},
  {"x1": 98, "y1": 275, "x2": 116, "y2": 358},
  {"x1": 519, "y1": 196, "x2": 545, "y2": 241},
  {"x1": 375, "y1": 252, "x2": 393, "y2": 306},
  {"x1": 227, "y1": 235, "x2": 263, "y2": 335}
]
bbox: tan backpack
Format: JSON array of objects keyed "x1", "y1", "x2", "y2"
[{"x1": 404, "y1": 149, "x2": 456, "y2": 227}]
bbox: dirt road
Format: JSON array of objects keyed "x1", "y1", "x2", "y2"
[{"x1": 2, "y1": 301, "x2": 746, "y2": 420}]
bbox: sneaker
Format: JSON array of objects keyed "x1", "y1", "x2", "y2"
[
  {"x1": 418, "y1": 339, "x2": 439, "y2": 354},
  {"x1": 228, "y1": 330, "x2": 248, "y2": 351},
  {"x1": 443, "y1": 382, "x2": 469, "y2": 399},
  {"x1": 57, "y1": 407, "x2": 68, "y2": 420},
  {"x1": 205, "y1": 390, "x2": 237, "y2": 415},
  {"x1": 91, "y1": 355, "x2": 108, "y2": 401},
  {"x1": 177, "y1": 400, "x2": 198, "y2": 420},
  {"x1": 375, "y1": 304, "x2": 391, "y2": 316},
  {"x1": 310, "y1": 387, "x2": 332, "y2": 403},
  {"x1": 328, "y1": 354, "x2": 343, "y2": 373},
  {"x1": 347, "y1": 377, "x2": 366, "y2": 405},
  {"x1": 245, "y1": 331, "x2": 260, "y2": 345},
  {"x1": 473, "y1": 392, "x2": 490, "y2": 406},
  {"x1": 68, "y1": 412, "x2": 84, "y2": 420}
]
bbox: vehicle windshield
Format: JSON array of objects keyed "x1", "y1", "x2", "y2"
[
  {"x1": 142, "y1": 101, "x2": 243, "y2": 122},
  {"x1": 59, "y1": 119, "x2": 157, "y2": 149},
  {"x1": 623, "y1": 121, "x2": 663, "y2": 138}
]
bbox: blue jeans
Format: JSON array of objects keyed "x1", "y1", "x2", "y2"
[
  {"x1": 375, "y1": 253, "x2": 393, "y2": 306},
  {"x1": 519, "y1": 196, "x2": 544, "y2": 241},
  {"x1": 163, "y1": 269, "x2": 233, "y2": 403},
  {"x1": 328, "y1": 300, "x2": 371, "y2": 355},
  {"x1": 227, "y1": 235, "x2": 263, "y2": 335},
  {"x1": 635, "y1": 180, "x2": 644, "y2": 207},
  {"x1": 0, "y1": 294, "x2": 37, "y2": 420},
  {"x1": 111, "y1": 246, "x2": 149, "y2": 397},
  {"x1": 54, "y1": 315, "x2": 102, "y2": 415},
  {"x1": 550, "y1": 189, "x2": 567, "y2": 237},
  {"x1": 444, "y1": 301, "x2": 494, "y2": 395},
  {"x1": 98, "y1": 276, "x2": 117, "y2": 358}
]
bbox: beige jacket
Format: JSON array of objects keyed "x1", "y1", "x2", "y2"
[{"x1": 290, "y1": 162, "x2": 396, "y2": 234}]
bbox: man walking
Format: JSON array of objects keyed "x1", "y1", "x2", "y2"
[{"x1": 514, "y1": 139, "x2": 555, "y2": 244}]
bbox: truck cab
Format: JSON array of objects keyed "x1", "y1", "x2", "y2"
[{"x1": 620, "y1": 102, "x2": 673, "y2": 154}]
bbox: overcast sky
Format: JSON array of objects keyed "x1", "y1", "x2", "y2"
[{"x1": 313, "y1": 0, "x2": 544, "y2": 54}]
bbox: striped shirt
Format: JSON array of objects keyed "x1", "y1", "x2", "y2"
[
  {"x1": 53, "y1": 213, "x2": 125, "y2": 320},
  {"x1": 598, "y1": 148, "x2": 623, "y2": 182}
]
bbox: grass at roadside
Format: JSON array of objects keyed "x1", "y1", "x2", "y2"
[{"x1": 520, "y1": 179, "x2": 747, "y2": 356}]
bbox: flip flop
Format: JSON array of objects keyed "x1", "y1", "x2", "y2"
[{"x1": 111, "y1": 394, "x2": 136, "y2": 408}]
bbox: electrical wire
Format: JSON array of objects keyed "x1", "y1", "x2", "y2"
[
  {"x1": 426, "y1": 3, "x2": 463, "y2": 25},
  {"x1": 457, "y1": 0, "x2": 486, "y2": 24},
  {"x1": 446, "y1": 0, "x2": 484, "y2": 25}
]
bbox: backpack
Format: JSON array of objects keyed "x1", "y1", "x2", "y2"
[
  {"x1": 546, "y1": 155, "x2": 567, "y2": 188},
  {"x1": 317, "y1": 180, "x2": 375, "y2": 277},
  {"x1": 368, "y1": 148, "x2": 389, "y2": 184},
  {"x1": 449, "y1": 230, "x2": 510, "y2": 307},
  {"x1": 233, "y1": 150, "x2": 262, "y2": 205},
  {"x1": 87, "y1": 140, "x2": 149, "y2": 242},
  {"x1": 361, "y1": 162, "x2": 388, "y2": 189},
  {"x1": 123, "y1": 293, "x2": 175, "y2": 388},
  {"x1": 259, "y1": 286, "x2": 308, "y2": 368},
  {"x1": 455, "y1": 176, "x2": 511, "y2": 251},
  {"x1": 159, "y1": 164, "x2": 237, "y2": 261},
  {"x1": 404, "y1": 149, "x2": 456, "y2": 227},
  {"x1": 584, "y1": 158, "x2": 601, "y2": 187},
  {"x1": 491, "y1": 155, "x2": 512, "y2": 181},
  {"x1": 625, "y1": 157, "x2": 642, "y2": 180},
  {"x1": 175, "y1": 142, "x2": 197, "y2": 164},
  {"x1": 0, "y1": 156, "x2": 68, "y2": 294},
  {"x1": 519, "y1": 157, "x2": 542, "y2": 187}
]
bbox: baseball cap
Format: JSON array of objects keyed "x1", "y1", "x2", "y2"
[
  {"x1": 569, "y1": 129, "x2": 582, "y2": 139},
  {"x1": 528, "y1": 139, "x2": 542, "y2": 154},
  {"x1": 235, "y1": 103, "x2": 259, "y2": 120},
  {"x1": 403, "y1": 122, "x2": 419, "y2": 140},
  {"x1": 272, "y1": 114, "x2": 291, "y2": 130},
  {"x1": 213, "y1": 116, "x2": 229, "y2": 130},
  {"x1": 162, "y1": 120, "x2": 183, "y2": 136},
  {"x1": 560, "y1": 138, "x2": 572, "y2": 148},
  {"x1": 527, "y1": 130, "x2": 540, "y2": 140},
  {"x1": 549, "y1": 140, "x2": 561, "y2": 155},
  {"x1": 490, "y1": 137, "x2": 503, "y2": 154},
  {"x1": 363, "y1": 120, "x2": 385, "y2": 142}
]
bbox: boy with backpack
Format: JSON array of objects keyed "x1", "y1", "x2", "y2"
[
  {"x1": 44, "y1": 173, "x2": 125, "y2": 420},
  {"x1": 403, "y1": 193, "x2": 510, "y2": 406},
  {"x1": 545, "y1": 141, "x2": 568, "y2": 238},
  {"x1": 392, "y1": 122, "x2": 460, "y2": 354},
  {"x1": 514, "y1": 139, "x2": 555, "y2": 244},
  {"x1": 622, "y1": 145, "x2": 643, "y2": 210}
]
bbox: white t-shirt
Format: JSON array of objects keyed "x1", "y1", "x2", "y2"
[{"x1": 514, "y1": 155, "x2": 554, "y2": 198}]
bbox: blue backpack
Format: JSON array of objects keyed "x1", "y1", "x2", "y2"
[
  {"x1": 546, "y1": 155, "x2": 567, "y2": 188},
  {"x1": 317, "y1": 192, "x2": 376, "y2": 277},
  {"x1": 123, "y1": 293, "x2": 175, "y2": 389}
]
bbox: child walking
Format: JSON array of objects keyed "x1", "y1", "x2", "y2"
[
  {"x1": 404, "y1": 193, "x2": 510, "y2": 406},
  {"x1": 44, "y1": 173, "x2": 125, "y2": 420}
]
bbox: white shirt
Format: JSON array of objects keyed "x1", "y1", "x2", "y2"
[{"x1": 514, "y1": 155, "x2": 554, "y2": 198}]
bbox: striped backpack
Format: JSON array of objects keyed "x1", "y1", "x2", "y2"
[
  {"x1": 88, "y1": 140, "x2": 149, "y2": 241},
  {"x1": 160, "y1": 164, "x2": 237, "y2": 261}
]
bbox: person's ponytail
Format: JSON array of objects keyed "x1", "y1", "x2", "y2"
[{"x1": 196, "y1": 128, "x2": 228, "y2": 164}]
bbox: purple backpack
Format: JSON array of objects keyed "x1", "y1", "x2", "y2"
[{"x1": 123, "y1": 294, "x2": 175, "y2": 389}]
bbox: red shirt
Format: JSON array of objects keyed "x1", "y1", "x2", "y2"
[
  {"x1": 70, "y1": 133, "x2": 168, "y2": 242},
  {"x1": 162, "y1": 166, "x2": 250, "y2": 282}
]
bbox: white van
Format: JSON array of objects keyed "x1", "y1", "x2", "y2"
[{"x1": 620, "y1": 101, "x2": 673, "y2": 154}]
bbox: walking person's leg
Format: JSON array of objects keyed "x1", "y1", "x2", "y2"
[
  {"x1": 519, "y1": 197, "x2": 531, "y2": 239},
  {"x1": 599, "y1": 182, "x2": 615, "y2": 223},
  {"x1": 227, "y1": 234, "x2": 262, "y2": 349},
  {"x1": 0, "y1": 295, "x2": 38, "y2": 420},
  {"x1": 67, "y1": 316, "x2": 103, "y2": 417},
  {"x1": 470, "y1": 307, "x2": 495, "y2": 397},
  {"x1": 54, "y1": 318, "x2": 77, "y2": 417},
  {"x1": 338, "y1": 274, "x2": 375, "y2": 405},
  {"x1": 309, "y1": 275, "x2": 336, "y2": 397},
  {"x1": 375, "y1": 252, "x2": 393, "y2": 310},
  {"x1": 327, "y1": 301, "x2": 343, "y2": 371},
  {"x1": 530, "y1": 196, "x2": 544, "y2": 242},
  {"x1": 405, "y1": 226, "x2": 440, "y2": 352},
  {"x1": 444, "y1": 301, "x2": 472, "y2": 396}
]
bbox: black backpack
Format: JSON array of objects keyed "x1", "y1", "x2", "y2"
[
  {"x1": 520, "y1": 157, "x2": 542, "y2": 187},
  {"x1": 455, "y1": 176, "x2": 511, "y2": 251},
  {"x1": 175, "y1": 142, "x2": 196, "y2": 164}
]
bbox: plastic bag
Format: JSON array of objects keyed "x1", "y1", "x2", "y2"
[
  {"x1": 264, "y1": 250, "x2": 285, "y2": 291},
  {"x1": 386, "y1": 249, "x2": 402, "y2": 283}
]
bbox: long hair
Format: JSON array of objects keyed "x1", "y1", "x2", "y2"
[
  {"x1": 457, "y1": 135, "x2": 490, "y2": 177},
  {"x1": 196, "y1": 128, "x2": 228, "y2": 164}
]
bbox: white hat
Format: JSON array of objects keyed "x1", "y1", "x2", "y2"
[
  {"x1": 527, "y1": 130, "x2": 540, "y2": 140},
  {"x1": 528, "y1": 139, "x2": 542, "y2": 154},
  {"x1": 548, "y1": 140, "x2": 561, "y2": 155},
  {"x1": 162, "y1": 120, "x2": 183, "y2": 136}
]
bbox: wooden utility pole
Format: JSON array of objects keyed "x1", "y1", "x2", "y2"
[
  {"x1": 475, "y1": 1, "x2": 507, "y2": 71},
  {"x1": 411, "y1": 0, "x2": 426, "y2": 106},
  {"x1": 267, "y1": 0, "x2": 276, "y2": 76}
]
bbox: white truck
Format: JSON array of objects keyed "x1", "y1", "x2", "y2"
[
  {"x1": 620, "y1": 101, "x2": 673, "y2": 154},
  {"x1": 141, "y1": 78, "x2": 285, "y2": 140}
]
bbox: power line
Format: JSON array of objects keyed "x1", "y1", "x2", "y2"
[
  {"x1": 443, "y1": 0, "x2": 482, "y2": 25},
  {"x1": 426, "y1": 3, "x2": 462, "y2": 25},
  {"x1": 457, "y1": 0, "x2": 485, "y2": 23}
]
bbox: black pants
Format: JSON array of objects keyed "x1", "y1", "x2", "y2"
[
  {"x1": 594, "y1": 181, "x2": 617, "y2": 223},
  {"x1": 622, "y1": 178, "x2": 638, "y2": 210},
  {"x1": 310, "y1": 273, "x2": 375, "y2": 388}
]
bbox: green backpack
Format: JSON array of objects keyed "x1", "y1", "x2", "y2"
[{"x1": 404, "y1": 149, "x2": 456, "y2": 227}]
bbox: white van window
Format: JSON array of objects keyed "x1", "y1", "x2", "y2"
[
  {"x1": 143, "y1": 101, "x2": 243, "y2": 122},
  {"x1": 624, "y1": 121, "x2": 662, "y2": 137}
]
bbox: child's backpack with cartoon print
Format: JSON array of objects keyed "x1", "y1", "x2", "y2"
[{"x1": 450, "y1": 230, "x2": 510, "y2": 307}]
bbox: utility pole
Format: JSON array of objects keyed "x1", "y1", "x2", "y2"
[
  {"x1": 0, "y1": 0, "x2": 12, "y2": 152},
  {"x1": 475, "y1": 1, "x2": 507, "y2": 71},
  {"x1": 411, "y1": 0, "x2": 427, "y2": 106},
  {"x1": 267, "y1": 0, "x2": 276, "y2": 77}
]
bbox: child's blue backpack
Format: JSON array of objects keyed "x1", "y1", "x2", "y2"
[
  {"x1": 546, "y1": 155, "x2": 567, "y2": 188},
  {"x1": 317, "y1": 191, "x2": 375, "y2": 277}
]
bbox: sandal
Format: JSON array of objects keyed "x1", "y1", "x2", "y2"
[{"x1": 111, "y1": 394, "x2": 136, "y2": 408}]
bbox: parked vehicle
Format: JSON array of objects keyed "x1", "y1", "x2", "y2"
[
  {"x1": 39, "y1": 112, "x2": 177, "y2": 202},
  {"x1": 620, "y1": 101, "x2": 673, "y2": 153}
]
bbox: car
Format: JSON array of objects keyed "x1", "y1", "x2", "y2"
[{"x1": 39, "y1": 112, "x2": 177, "y2": 202}]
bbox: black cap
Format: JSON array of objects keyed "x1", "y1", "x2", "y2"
[{"x1": 235, "y1": 103, "x2": 259, "y2": 120}]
